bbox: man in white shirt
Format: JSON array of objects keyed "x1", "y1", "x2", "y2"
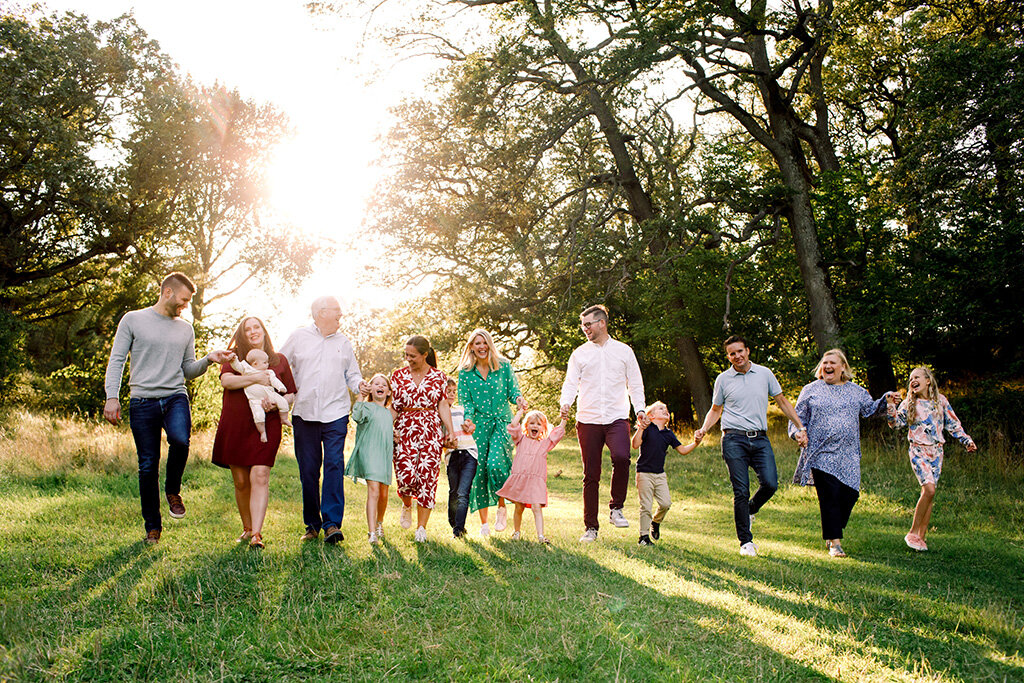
[
  {"x1": 560, "y1": 304, "x2": 646, "y2": 542},
  {"x1": 280, "y1": 296, "x2": 368, "y2": 544}
]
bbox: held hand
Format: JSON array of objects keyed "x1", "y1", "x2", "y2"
[
  {"x1": 463, "y1": 419, "x2": 476, "y2": 435},
  {"x1": 103, "y1": 398, "x2": 121, "y2": 425},
  {"x1": 445, "y1": 434, "x2": 458, "y2": 449},
  {"x1": 694, "y1": 428, "x2": 706, "y2": 442},
  {"x1": 261, "y1": 397, "x2": 277, "y2": 412},
  {"x1": 207, "y1": 350, "x2": 234, "y2": 364},
  {"x1": 358, "y1": 380, "x2": 370, "y2": 397},
  {"x1": 559, "y1": 404, "x2": 571, "y2": 421},
  {"x1": 886, "y1": 391, "x2": 901, "y2": 406},
  {"x1": 796, "y1": 430, "x2": 809, "y2": 448},
  {"x1": 966, "y1": 441, "x2": 977, "y2": 453},
  {"x1": 516, "y1": 396, "x2": 528, "y2": 412}
]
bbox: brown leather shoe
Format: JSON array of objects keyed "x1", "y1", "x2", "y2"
[
  {"x1": 166, "y1": 493, "x2": 186, "y2": 519},
  {"x1": 145, "y1": 529, "x2": 161, "y2": 544},
  {"x1": 324, "y1": 526, "x2": 344, "y2": 544},
  {"x1": 299, "y1": 528, "x2": 319, "y2": 542}
]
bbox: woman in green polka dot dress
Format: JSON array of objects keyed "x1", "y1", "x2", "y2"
[{"x1": 457, "y1": 329, "x2": 528, "y2": 535}]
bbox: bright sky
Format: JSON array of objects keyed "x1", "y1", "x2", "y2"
[{"x1": 40, "y1": 0, "x2": 432, "y2": 343}]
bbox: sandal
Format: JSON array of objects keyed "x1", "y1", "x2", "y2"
[
  {"x1": 249, "y1": 532, "x2": 264, "y2": 549},
  {"x1": 237, "y1": 528, "x2": 252, "y2": 543},
  {"x1": 826, "y1": 540, "x2": 847, "y2": 558}
]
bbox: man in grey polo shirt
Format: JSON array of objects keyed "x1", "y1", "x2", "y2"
[{"x1": 695, "y1": 335, "x2": 808, "y2": 556}]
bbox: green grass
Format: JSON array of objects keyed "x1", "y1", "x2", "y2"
[{"x1": 1, "y1": 412, "x2": 1022, "y2": 681}]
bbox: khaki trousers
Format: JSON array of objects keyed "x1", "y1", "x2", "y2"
[{"x1": 636, "y1": 471, "x2": 671, "y2": 535}]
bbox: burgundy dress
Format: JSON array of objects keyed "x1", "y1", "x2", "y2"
[{"x1": 212, "y1": 354, "x2": 297, "y2": 468}]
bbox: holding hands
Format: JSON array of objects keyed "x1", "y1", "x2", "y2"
[
  {"x1": 208, "y1": 350, "x2": 235, "y2": 364},
  {"x1": 559, "y1": 404, "x2": 571, "y2": 422}
]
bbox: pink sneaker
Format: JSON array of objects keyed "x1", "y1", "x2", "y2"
[{"x1": 904, "y1": 533, "x2": 928, "y2": 551}]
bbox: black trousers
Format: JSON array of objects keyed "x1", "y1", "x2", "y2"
[{"x1": 812, "y1": 468, "x2": 860, "y2": 540}]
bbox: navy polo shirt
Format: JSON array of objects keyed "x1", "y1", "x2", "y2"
[{"x1": 637, "y1": 423, "x2": 681, "y2": 473}]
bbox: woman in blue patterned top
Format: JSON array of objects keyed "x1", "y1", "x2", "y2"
[{"x1": 789, "y1": 349, "x2": 893, "y2": 558}]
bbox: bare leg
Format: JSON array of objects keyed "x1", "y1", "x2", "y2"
[
  {"x1": 533, "y1": 506, "x2": 544, "y2": 541},
  {"x1": 376, "y1": 484, "x2": 389, "y2": 525},
  {"x1": 911, "y1": 483, "x2": 937, "y2": 540},
  {"x1": 417, "y1": 504, "x2": 432, "y2": 529},
  {"x1": 400, "y1": 494, "x2": 413, "y2": 508},
  {"x1": 366, "y1": 481, "x2": 381, "y2": 535},
  {"x1": 479, "y1": 507, "x2": 489, "y2": 524},
  {"x1": 255, "y1": 421, "x2": 268, "y2": 443},
  {"x1": 513, "y1": 503, "x2": 525, "y2": 534},
  {"x1": 249, "y1": 465, "x2": 271, "y2": 535},
  {"x1": 230, "y1": 466, "x2": 253, "y2": 534}
]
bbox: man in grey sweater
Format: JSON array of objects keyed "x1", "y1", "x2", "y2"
[{"x1": 104, "y1": 272, "x2": 233, "y2": 544}]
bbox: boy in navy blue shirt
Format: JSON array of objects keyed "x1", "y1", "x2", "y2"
[{"x1": 631, "y1": 401, "x2": 700, "y2": 546}]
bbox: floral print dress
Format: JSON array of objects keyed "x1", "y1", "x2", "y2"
[
  {"x1": 887, "y1": 394, "x2": 974, "y2": 485},
  {"x1": 391, "y1": 365, "x2": 448, "y2": 508}
]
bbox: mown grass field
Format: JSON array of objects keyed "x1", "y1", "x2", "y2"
[{"x1": 1, "y1": 410, "x2": 1022, "y2": 681}]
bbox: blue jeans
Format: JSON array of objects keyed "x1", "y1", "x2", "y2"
[
  {"x1": 293, "y1": 415, "x2": 348, "y2": 532},
  {"x1": 128, "y1": 393, "x2": 192, "y2": 533},
  {"x1": 721, "y1": 432, "x2": 778, "y2": 545},
  {"x1": 446, "y1": 450, "x2": 478, "y2": 536}
]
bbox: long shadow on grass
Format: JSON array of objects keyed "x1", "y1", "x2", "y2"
[{"x1": 600, "y1": 534, "x2": 1023, "y2": 681}]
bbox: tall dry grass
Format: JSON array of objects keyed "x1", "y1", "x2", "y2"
[{"x1": 0, "y1": 408, "x2": 216, "y2": 477}]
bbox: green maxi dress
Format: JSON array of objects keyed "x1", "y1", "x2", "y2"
[
  {"x1": 458, "y1": 360, "x2": 522, "y2": 513},
  {"x1": 345, "y1": 401, "x2": 394, "y2": 485}
]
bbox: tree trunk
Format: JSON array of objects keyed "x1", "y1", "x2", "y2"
[
  {"x1": 676, "y1": 334, "x2": 712, "y2": 419},
  {"x1": 863, "y1": 342, "x2": 897, "y2": 396}
]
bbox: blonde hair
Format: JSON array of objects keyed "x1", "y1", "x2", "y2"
[
  {"x1": 458, "y1": 328, "x2": 502, "y2": 372},
  {"x1": 906, "y1": 366, "x2": 940, "y2": 424},
  {"x1": 368, "y1": 372, "x2": 393, "y2": 407},
  {"x1": 645, "y1": 400, "x2": 668, "y2": 414},
  {"x1": 522, "y1": 410, "x2": 551, "y2": 438},
  {"x1": 814, "y1": 348, "x2": 854, "y2": 382}
]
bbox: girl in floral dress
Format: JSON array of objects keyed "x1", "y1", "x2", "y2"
[
  {"x1": 496, "y1": 407, "x2": 566, "y2": 543},
  {"x1": 391, "y1": 335, "x2": 456, "y2": 543},
  {"x1": 887, "y1": 366, "x2": 977, "y2": 551},
  {"x1": 348, "y1": 373, "x2": 397, "y2": 544}
]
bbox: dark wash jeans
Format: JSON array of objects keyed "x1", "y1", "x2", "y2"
[
  {"x1": 446, "y1": 449, "x2": 478, "y2": 536},
  {"x1": 128, "y1": 393, "x2": 192, "y2": 533},
  {"x1": 293, "y1": 415, "x2": 349, "y2": 532},
  {"x1": 721, "y1": 432, "x2": 779, "y2": 545}
]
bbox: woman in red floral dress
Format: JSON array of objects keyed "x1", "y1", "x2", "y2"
[{"x1": 391, "y1": 335, "x2": 456, "y2": 542}]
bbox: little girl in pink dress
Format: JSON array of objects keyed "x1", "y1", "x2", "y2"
[{"x1": 496, "y1": 407, "x2": 566, "y2": 543}]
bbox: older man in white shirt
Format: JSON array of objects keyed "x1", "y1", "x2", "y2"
[
  {"x1": 560, "y1": 304, "x2": 646, "y2": 542},
  {"x1": 280, "y1": 296, "x2": 367, "y2": 544}
]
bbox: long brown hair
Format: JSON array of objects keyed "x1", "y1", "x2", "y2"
[
  {"x1": 228, "y1": 316, "x2": 279, "y2": 367},
  {"x1": 406, "y1": 335, "x2": 437, "y2": 368},
  {"x1": 906, "y1": 366, "x2": 940, "y2": 424}
]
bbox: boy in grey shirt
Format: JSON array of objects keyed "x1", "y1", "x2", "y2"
[{"x1": 104, "y1": 272, "x2": 233, "y2": 543}]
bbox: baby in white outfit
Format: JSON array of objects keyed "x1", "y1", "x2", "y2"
[{"x1": 230, "y1": 348, "x2": 292, "y2": 442}]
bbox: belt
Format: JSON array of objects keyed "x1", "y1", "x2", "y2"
[
  {"x1": 723, "y1": 428, "x2": 767, "y2": 437},
  {"x1": 402, "y1": 406, "x2": 434, "y2": 412}
]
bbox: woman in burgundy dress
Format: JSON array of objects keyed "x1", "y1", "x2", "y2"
[
  {"x1": 391, "y1": 335, "x2": 456, "y2": 543},
  {"x1": 212, "y1": 316, "x2": 296, "y2": 548}
]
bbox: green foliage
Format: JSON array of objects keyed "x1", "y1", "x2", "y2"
[{"x1": 0, "y1": 309, "x2": 26, "y2": 400}]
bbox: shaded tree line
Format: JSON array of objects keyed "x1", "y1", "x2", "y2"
[{"x1": 350, "y1": 0, "x2": 1022, "y2": 436}]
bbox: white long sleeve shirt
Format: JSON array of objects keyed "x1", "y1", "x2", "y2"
[
  {"x1": 279, "y1": 324, "x2": 363, "y2": 422},
  {"x1": 559, "y1": 337, "x2": 646, "y2": 424}
]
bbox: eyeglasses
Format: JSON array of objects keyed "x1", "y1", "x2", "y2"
[{"x1": 581, "y1": 319, "x2": 604, "y2": 330}]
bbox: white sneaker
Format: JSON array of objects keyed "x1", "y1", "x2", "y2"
[
  {"x1": 414, "y1": 526, "x2": 427, "y2": 543},
  {"x1": 400, "y1": 506, "x2": 412, "y2": 529},
  {"x1": 494, "y1": 507, "x2": 508, "y2": 531},
  {"x1": 739, "y1": 541, "x2": 758, "y2": 556},
  {"x1": 511, "y1": 531, "x2": 521, "y2": 540},
  {"x1": 579, "y1": 528, "x2": 598, "y2": 542},
  {"x1": 480, "y1": 523, "x2": 491, "y2": 537},
  {"x1": 610, "y1": 509, "x2": 629, "y2": 528}
]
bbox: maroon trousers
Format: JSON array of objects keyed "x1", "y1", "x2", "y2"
[{"x1": 576, "y1": 419, "x2": 631, "y2": 530}]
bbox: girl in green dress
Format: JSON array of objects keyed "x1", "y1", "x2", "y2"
[
  {"x1": 348, "y1": 373, "x2": 397, "y2": 544},
  {"x1": 457, "y1": 329, "x2": 528, "y2": 535}
]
